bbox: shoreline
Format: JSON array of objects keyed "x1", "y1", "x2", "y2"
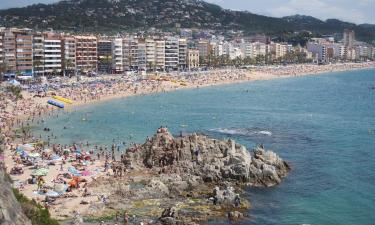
[
  {"x1": 52, "y1": 62, "x2": 375, "y2": 110},
  {"x1": 1, "y1": 62, "x2": 375, "y2": 223}
]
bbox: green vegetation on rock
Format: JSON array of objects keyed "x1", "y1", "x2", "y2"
[{"x1": 12, "y1": 188, "x2": 60, "y2": 225}]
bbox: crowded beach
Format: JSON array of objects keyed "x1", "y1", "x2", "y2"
[{"x1": 1, "y1": 62, "x2": 375, "y2": 224}]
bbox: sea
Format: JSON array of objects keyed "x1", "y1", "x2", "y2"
[{"x1": 32, "y1": 68, "x2": 375, "y2": 225}]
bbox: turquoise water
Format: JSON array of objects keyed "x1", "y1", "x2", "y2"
[{"x1": 34, "y1": 69, "x2": 375, "y2": 225}]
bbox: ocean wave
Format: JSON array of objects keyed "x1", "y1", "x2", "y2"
[{"x1": 209, "y1": 128, "x2": 272, "y2": 137}]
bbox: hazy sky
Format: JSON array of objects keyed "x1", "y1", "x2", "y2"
[{"x1": 1, "y1": 0, "x2": 374, "y2": 24}]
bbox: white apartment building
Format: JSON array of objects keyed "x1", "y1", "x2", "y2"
[
  {"x1": 155, "y1": 39, "x2": 165, "y2": 71},
  {"x1": 43, "y1": 34, "x2": 62, "y2": 74},
  {"x1": 33, "y1": 33, "x2": 44, "y2": 76},
  {"x1": 251, "y1": 42, "x2": 267, "y2": 58},
  {"x1": 0, "y1": 31, "x2": 4, "y2": 65},
  {"x1": 112, "y1": 38, "x2": 124, "y2": 73},
  {"x1": 146, "y1": 38, "x2": 156, "y2": 71},
  {"x1": 178, "y1": 38, "x2": 187, "y2": 69},
  {"x1": 307, "y1": 42, "x2": 327, "y2": 62},
  {"x1": 137, "y1": 39, "x2": 147, "y2": 71},
  {"x1": 165, "y1": 37, "x2": 179, "y2": 71},
  {"x1": 63, "y1": 36, "x2": 76, "y2": 73}
]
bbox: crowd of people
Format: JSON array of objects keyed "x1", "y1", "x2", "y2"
[{"x1": 1, "y1": 62, "x2": 375, "y2": 224}]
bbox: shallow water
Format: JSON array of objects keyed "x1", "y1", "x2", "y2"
[{"x1": 33, "y1": 69, "x2": 375, "y2": 225}]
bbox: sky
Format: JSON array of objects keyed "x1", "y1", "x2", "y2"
[{"x1": 1, "y1": 0, "x2": 374, "y2": 24}]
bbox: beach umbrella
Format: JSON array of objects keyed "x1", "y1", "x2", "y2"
[{"x1": 33, "y1": 168, "x2": 49, "y2": 176}]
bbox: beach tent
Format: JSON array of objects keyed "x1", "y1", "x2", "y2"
[{"x1": 33, "y1": 168, "x2": 49, "y2": 176}]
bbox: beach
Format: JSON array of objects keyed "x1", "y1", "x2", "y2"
[{"x1": 1, "y1": 62, "x2": 375, "y2": 223}]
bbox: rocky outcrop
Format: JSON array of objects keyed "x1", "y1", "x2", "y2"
[
  {"x1": 0, "y1": 170, "x2": 32, "y2": 225},
  {"x1": 125, "y1": 128, "x2": 290, "y2": 188}
]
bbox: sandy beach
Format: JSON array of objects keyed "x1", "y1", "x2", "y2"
[{"x1": 1, "y1": 62, "x2": 375, "y2": 223}]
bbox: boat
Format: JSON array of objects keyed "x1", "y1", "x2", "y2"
[
  {"x1": 47, "y1": 100, "x2": 64, "y2": 108},
  {"x1": 52, "y1": 96, "x2": 73, "y2": 104}
]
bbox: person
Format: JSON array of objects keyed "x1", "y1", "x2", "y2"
[
  {"x1": 123, "y1": 211, "x2": 129, "y2": 224},
  {"x1": 234, "y1": 194, "x2": 241, "y2": 207}
]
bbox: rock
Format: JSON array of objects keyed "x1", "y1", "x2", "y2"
[
  {"x1": 228, "y1": 211, "x2": 243, "y2": 220},
  {"x1": 125, "y1": 128, "x2": 290, "y2": 187}
]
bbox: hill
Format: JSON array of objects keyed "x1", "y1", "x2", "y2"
[{"x1": 0, "y1": 0, "x2": 374, "y2": 42}]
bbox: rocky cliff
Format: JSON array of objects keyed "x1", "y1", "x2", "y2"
[
  {"x1": 126, "y1": 127, "x2": 290, "y2": 187},
  {"x1": 0, "y1": 170, "x2": 32, "y2": 225}
]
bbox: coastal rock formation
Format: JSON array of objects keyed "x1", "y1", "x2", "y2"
[
  {"x1": 0, "y1": 171, "x2": 32, "y2": 225},
  {"x1": 126, "y1": 128, "x2": 290, "y2": 188}
]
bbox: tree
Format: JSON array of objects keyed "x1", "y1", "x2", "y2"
[
  {"x1": 0, "y1": 62, "x2": 7, "y2": 82},
  {"x1": 33, "y1": 60, "x2": 43, "y2": 77},
  {"x1": 63, "y1": 59, "x2": 75, "y2": 77}
]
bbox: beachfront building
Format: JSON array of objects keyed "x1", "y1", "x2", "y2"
[
  {"x1": 112, "y1": 38, "x2": 124, "y2": 73},
  {"x1": 187, "y1": 49, "x2": 199, "y2": 70},
  {"x1": 197, "y1": 40, "x2": 211, "y2": 59},
  {"x1": 343, "y1": 29, "x2": 355, "y2": 49},
  {"x1": 43, "y1": 33, "x2": 62, "y2": 75},
  {"x1": 251, "y1": 41, "x2": 267, "y2": 58},
  {"x1": 137, "y1": 38, "x2": 147, "y2": 71},
  {"x1": 240, "y1": 42, "x2": 252, "y2": 58},
  {"x1": 145, "y1": 38, "x2": 156, "y2": 71},
  {"x1": 75, "y1": 36, "x2": 97, "y2": 73},
  {"x1": 62, "y1": 36, "x2": 76, "y2": 76},
  {"x1": 98, "y1": 38, "x2": 112, "y2": 73},
  {"x1": 0, "y1": 31, "x2": 4, "y2": 65},
  {"x1": 178, "y1": 38, "x2": 187, "y2": 70},
  {"x1": 165, "y1": 37, "x2": 179, "y2": 71},
  {"x1": 3, "y1": 29, "x2": 17, "y2": 74},
  {"x1": 33, "y1": 33, "x2": 45, "y2": 77},
  {"x1": 15, "y1": 30, "x2": 33, "y2": 76},
  {"x1": 307, "y1": 42, "x2": 327, "y2": 63},
  {"x1": 272, "y1": 43, "x2": 292, "y2": 59},
  {"x1": 155, "y1": 39, "x2": 165, "y2": 71}
]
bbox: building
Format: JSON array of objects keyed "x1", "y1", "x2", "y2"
[
  {"x1": 98, "y1": 38, "x2": 112, "y2": 73},
  {"x1": 165, "y1": 37, "x2": 179, "y2": 71},
  {"x1": 155, "y1": 39, "x2": 165, "y2": 71},
  {"x1": 137, "y1": 39, "x2": 147, "y2": 71},
  {"x1": 197, "y1": 40, "x2": 210, "y2": 58},
  {"x1": 145, "y1": 38, "x2": 156, "y2": 71},
  {"x1": 15, "y1": 31, "x2": 33, "y2": 75},
  {"x1": 62, "y1": 36, "x2": 76, "y2": 76},
  {"x1": 307, "y1": 42, "x2": 327, "y2": 63},
  {"x1": 75, "y1": 36, "x2": 97, "y2": 73},
  {"x1": 112, "y1": 38, "x2": 124, "y2": 73},
  {"x1": 343, "y1": 29, "x2": 355, "y2": 49},
  {"x1": 43, "y1": 33, "x2": 62, "y2": 75},
  {"x1": 3, "y1": 29, "x2": 17, "y2": 73},
  {"x1": 178, "y1": 38, "x2": 187, "y2": 69},
  {"x1": 251, "y1": 42, "x2": 267, "y2": 58},
  {"x1": 0, "y1": 31, "x2": 4, "y2": 65},
  {"x1": 272, "y1": 43, "x2": 292, "y2": 59},
  {"x1": 187, "y1": 49, "x2": 199, "y2": 70},
  {"x1": 33, "y1": 33, "x2": 45, "y2": 76}
]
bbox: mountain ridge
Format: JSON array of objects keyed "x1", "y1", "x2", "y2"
[{"x1": 0, "y1": 0, "x2": 374, "y2": 42}]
